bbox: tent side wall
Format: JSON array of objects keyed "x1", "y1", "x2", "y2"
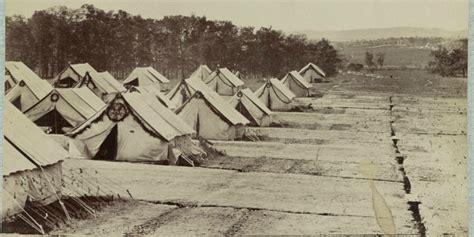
[
  {"x1": 2, "y1": 162, "x2": 63, "y2": 219},
  {"x1": 287, "y1": 78, "x2": 309, "y2": 97},
  {"x1": 71, "y1": 113, "x2": 173, "y2": 162},
  {"x1": 177, "y1": 97, "x2": 238, "y2": 140},
  {"x1": 302, "y1": 69, "x2": 323, "y2": 83},
  {"x1": 239, "y1": 96, "x2": 269, "y2": 127},
  {"x1": 115, "y1": 115, "x2": 170, "y2": 161},
  {"x1": 257, "y1": 86, "x2": 293, "y2": 111},
  {"x1": 269, "y1": 87, "x2": 293, "y2": 111},
  {"x1": 206, "y1": 75, "x2": 237, "y2": 96}
]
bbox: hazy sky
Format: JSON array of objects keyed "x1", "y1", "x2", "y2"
[{"x1": 6, "y1": 0, "x2": 468, "y2": 32}]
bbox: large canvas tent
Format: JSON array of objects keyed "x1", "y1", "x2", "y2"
[
  {"x1": 281, "y1": 70, "x2": 313, "y2": 97},
  {"x1": 24, "y1": 88, "x2": 106, "y2": 134},
  {"x1": 130, "y1": 84, "x2": 177, "y2": 110},
  {"x1": 5, "y1": 62, "x2": 53, "y2": 112},
  {"x1": 190, "y1": 65, "x2": 212, "y2": 81},
  {"x1": 54, "y1": 63, "x2": 98, "y2": 88},
  {"x1": 255, "y1": 78, "x2": 296, "y2": 111},
  {"x1": 54, "y1": 64, "x2": 125, "y2": 100},
  {"x1": 68, "y1": 91, "x2": 198, "y2": 163},
  {"x1": 173, "y1": 77, "x2": 250, "y2": 140},
  {"x1": 123, "y1": 67, "x2": 170, "y2": 90},
  {"x1": 228, "y1": 88, "x2": 273, "y2": 127},
  {"x1": 299, "y1": 63, "x2": 326, "y2": 83},
  {"x1": 204, "y1": 68, "x2": 244, "y2": 96},
  {"x1": 78, "y1": 71, "x2": 126, "y2": 101},
  {"x1": 5, "y1": 61, "x2": 45, "y2": 92},
  {"x1": 3, "y1": 102, "x2": 68, "y2": 222}
]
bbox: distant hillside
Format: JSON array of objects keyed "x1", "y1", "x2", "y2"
[{"x1": 293, "y1": 27, "x2": 468, "y2": 42}]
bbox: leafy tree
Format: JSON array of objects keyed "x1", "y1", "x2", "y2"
[
  {"x1": 429, "y1": 39, "x2": 467, "y2": 77},
  {"x1": 376, "y1": 53, "x2": 385, "y2": 69},
  {"x1": 365, "y1": 51, "x2": 375, "y2": 71},
  {"x1": 6, "y1": 5, "x2": 343, "y2": 80}
]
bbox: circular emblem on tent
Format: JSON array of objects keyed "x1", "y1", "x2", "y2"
[
  {"x1": 19, "y1": 81, "x2": 26, "y2": 87},
  {"x1": 237, "y1": 91, "x2": 243, "y2": 97},
  {"x1": 107, "y1": 101, "x2": 129, "y2": 122},
  {"x1": 194, "y1": 91, "x2": 202, "y2": 99},
  {"x1": 50, "y1": 93, "x2": 59, "y2": 102}
]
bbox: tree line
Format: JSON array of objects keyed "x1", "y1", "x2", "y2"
[{"x1": 6, "y1": 4, "x2": 342, "y2": 80}]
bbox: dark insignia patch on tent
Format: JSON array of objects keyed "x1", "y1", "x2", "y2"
[
  {"x1": 107, "y1": 99, "x2": 129, "y2": 122},
  {"x1": 50, "y1": 93, "x2": 59, "y2": 102},
  {"x1": 19, "y1": 81, "x2": 26, "y2": 87}
]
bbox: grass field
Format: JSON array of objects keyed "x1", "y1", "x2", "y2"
[{"x1": 338, "y1": 45, "x2": 433, "y2": 68}]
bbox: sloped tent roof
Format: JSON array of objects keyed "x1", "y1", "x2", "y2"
[
  {"x1": 174, "y1": 77, "x2": 250, "y2": 126},
  {"x1": 299, "y1": 63, "x2": 326, "y2": 77},
  {"x1": 80, "y1": 71, "x2": 126, "y2": 94},
  {"x1": 282, "y1": 70, "x2": 313, "y2": 89},
  {"x1": 130, "y1": 84, "x2": 177, "y2": 110},
  {"x1": 69, "y1": 63, "x2": 98, "y2": 77},
  {"x1": 228, "y1": 88, "x2": 272, "y2": 126},
  {"x1": 24, "y1": 88, "x2": 107, "y2": 128},
  {"x1": 70, "y1": 91, "x2": 194, "y2": 142},
  {"x1": 124, "y1": 67, "x2": 170, "y2": 85},
  {"x1": 5, "y1": 61, "x2": 53, "y2": 100},
  {"x1": 255, "y1": 78, "x2": 296, "y2": 103},
  {"x1": 4, "y1": 101, "x2": 68, "y2": 169},
  {"x1": 205, "y1": 68, "x2": 244, "y2": 88},
  {"x1": 191, "y1": 65, "x2": 212, "y2": 81}
]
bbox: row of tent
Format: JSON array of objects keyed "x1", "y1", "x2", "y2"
[
  {"x1": 4, "y1": 61, "x2": 326, "y2": 161},
  {"x1": 2, "y1": 61, "x2": 326, "y2": 225}
]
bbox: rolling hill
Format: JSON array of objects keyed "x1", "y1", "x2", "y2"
[{"x1": 293, "y1": 27, "x2": 467, "y2": 42}]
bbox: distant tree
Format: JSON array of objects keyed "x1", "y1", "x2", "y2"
[
  {"x1": 5, "y1": 5, "x2": 343, "y2": 79},
  {"x1": 365, "y1": 51, "x2": 375, "y2": 71},
  {"x1": 449, "y1": 39, "x2": 468, "y2": 77},
  {"x1": 376, "y1": 53, "x2": 385, "y2": 69},
  {"x1": 307, "y1": 38, "x2": 343, "y2": 76},
  {"x1": 429, "y1": 39, "x2": 467, "y2": 77}
]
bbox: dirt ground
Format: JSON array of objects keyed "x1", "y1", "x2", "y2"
[{"x1": 52, "y1": 69, "x2": 467, "y2": 235}]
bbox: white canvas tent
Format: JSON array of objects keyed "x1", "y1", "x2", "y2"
[
  {"x1": 123, "y1": 67, "x2": 170, "y2": 91},
  {"x1": 281, "y1": 70, "x2": 313, "y2": 97},
  {"x1": 130, "y1": 84, "x2": 177, "y2": 110},
  {"x1": 5, "y1": 61, "x2": 46, "y2": 92},
  {"x1": 68, "y1": 91, "x2": 198, "y2": 163},
  {"x1": 204, "y1": 68, "x2": 244, "y2": 96},
  {"x1": 23, "y1": 88, "x2": 106, "y2": 134},
  {"x1": 55, "y1": 63, "x2": 98, "y2": 88},
  {"x1": 255, "y1": 78, "x2": 296, "y2": 111},
  {"x1": 299, "y1": 63, "x2": 326, "y2": 83},
  {"x1": 173, "y1": 77, "x2": 250, "y2": 140},
  {"x1": 5, "y1": 62, "x2": 53, "y2": 112},
  {"x1": 78, "y1": 71, "x2": 126, "y2": 101},
  {"x1": 191, "y1": 65, "x2": 212, "y2": 81},
  {"x1": 3, "y1": 102, "x2": 68, "y2": 221},
  {"x1": 54, "y1": 63, "x2": 125, "y2": 100},
  {"x1": 228, "y1": 88, "x2": 273, "y2": 127}
]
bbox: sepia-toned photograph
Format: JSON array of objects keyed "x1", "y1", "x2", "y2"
[{"x1": 2, "y1": 0, "x2": 469, "y2": 235}]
